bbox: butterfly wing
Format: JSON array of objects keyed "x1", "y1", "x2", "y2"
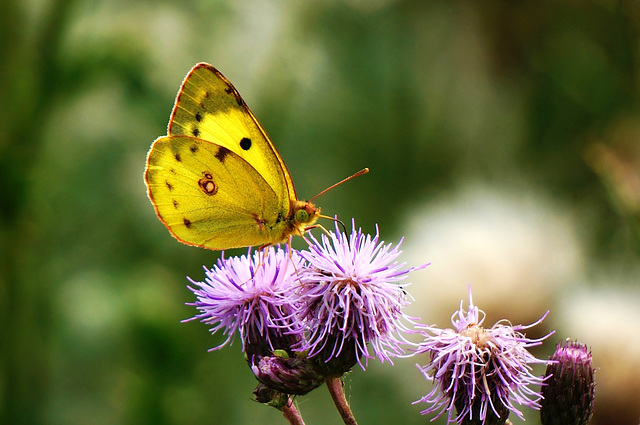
[
  {"x1": 145, "y1": 135, "x2": 283, "y2": 250},
  {"x1": 168, "y1": 63, "x2": 296, "y2": 213}
]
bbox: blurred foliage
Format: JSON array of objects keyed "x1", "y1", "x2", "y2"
[{"x1": 1, "y1": 0, "x2": 639, "y2": 424}]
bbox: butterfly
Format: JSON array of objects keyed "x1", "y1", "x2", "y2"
[{"x1": 144, "y1": 63, "x2": 322, "y2": 251}]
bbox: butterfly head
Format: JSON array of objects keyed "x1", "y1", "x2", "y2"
[{"x1": 293, "y1": 200, "x2": 320, "y2": 231}]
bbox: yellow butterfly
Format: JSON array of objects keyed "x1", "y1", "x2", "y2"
[{"x1": 144, "y1": 63, "x2": 322, "y2": 251}]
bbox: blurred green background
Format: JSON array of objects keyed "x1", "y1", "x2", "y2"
[{"x1": 2, "y1": 0, "x2": 640, "y2": 424}]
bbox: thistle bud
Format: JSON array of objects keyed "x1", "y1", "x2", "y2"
[
  {"x1": 253, "y1": 383, "x2": 289, "y2": 408},
  {"x1": 251, "y1": 353, "x2": 325, "y2": 395},
  {"x1": 540, "y1": 340, "x2": 596, "y2": 425}
]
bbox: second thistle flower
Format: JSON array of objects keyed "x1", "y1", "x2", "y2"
[{"x1": 295, "y1": 221, "x2": 427, "y2": 376}]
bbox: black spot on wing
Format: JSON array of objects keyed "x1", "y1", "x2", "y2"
[
  {"x1": 165, "y1": 181, "x2": 174, "y2": 191},
  {"x1": 183, "y1": 218, "x2": 192, "y2": 229},
  {"x1": 215, "y1": 146, "x2": 231, "y2": 162},
  {"x1": 195, "y1": 112, "x2": 202, "y2": 122},
  {"x1": 192, "y1": 127, "x2": 200, "y2": 137},
  {"x1": 173, "y1": 200, "x2": 178, "y2": 209},
  {"x1": 174, "y1": 152, "x2": 181, "y2": 162},
  {"x1": 240, "y1": 137, "x2": 252, "y2": 151},
  {"x1": 189, "y1": 144, "x2": 198, "y2": 153}
]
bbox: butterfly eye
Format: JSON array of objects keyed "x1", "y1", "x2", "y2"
[{"x1": 295, "y1": 208, "x2": 310, "y2": 224}]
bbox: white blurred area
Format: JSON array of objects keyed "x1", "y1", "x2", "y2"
[
  {"x1": 402, "y1": 183, "x2": 583, "y2": 326},
  {"x1": 400, "y1": 182, "x2": 640, "y2": 424}
]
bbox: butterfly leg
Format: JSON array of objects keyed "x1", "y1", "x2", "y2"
[
  {"x1": 311, "y1": 215, "x2": 347, "y2": 235},
  {"x1": 304, "y1": 224, "x2": 332, "y2": 238},
  {"x1": 255, "y1": 244, "x2": 271, "y2": 270}
]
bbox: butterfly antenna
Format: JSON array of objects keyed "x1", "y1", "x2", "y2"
[
  {"x1": 309, "y1": 168, "x2": 369, "y2": 202},
  {"x1": 306, "y1": 168, "x2": 367, "y2": 244}
]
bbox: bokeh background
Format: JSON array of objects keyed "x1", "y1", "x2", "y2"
[{"x1": 2, "y1": 0, "x2": 640, "y2": 424}]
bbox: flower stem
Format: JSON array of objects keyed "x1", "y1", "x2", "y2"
[
  {"x1": 282, "y1": 399, "x2": 305, "y2": 425},
  {"x1": 326, "y1": 376, "x2": 358, "y2": 425}
]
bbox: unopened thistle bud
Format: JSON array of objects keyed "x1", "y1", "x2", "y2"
[
  {"x1": 251, "y1": 351, "x2": 325, "y2": 395},
  {"x1": 253, "y1": 383, "x2": 290, "y2": 408},
  {"x1": 540, "y1": 340, "x2": 595, "y2": 425}
]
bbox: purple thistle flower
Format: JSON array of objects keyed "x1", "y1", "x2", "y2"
[
  {"x1": 295, "y1": 221, "x2": 427, "y2": 375},
  {"x1": 540, "y1": 340, "x2": 596, "y2": 425},
  {"x1": 414, "y1": 288, "x2": 553, "y2": 425},
  {"x1": 186, "y1": 246, "x2": 305, "y2": 361}
]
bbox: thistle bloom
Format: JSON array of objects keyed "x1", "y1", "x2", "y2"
[
  {"x1": 540, "y1": 340, "x2": 595, "y2": 425},
  {"x1": 414, "y1": 288, "x2": 553, "y2": 425},
  {"x1": 186, "y1": 246, "x2": 305, "y2": 360},
  {"x1": 295, "y1": 221, "x2": 427, "y2": 375}
]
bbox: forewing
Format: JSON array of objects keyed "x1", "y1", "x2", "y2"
[{"x1": 168, "y1": 63, "x2": 296, "y2": 213}]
